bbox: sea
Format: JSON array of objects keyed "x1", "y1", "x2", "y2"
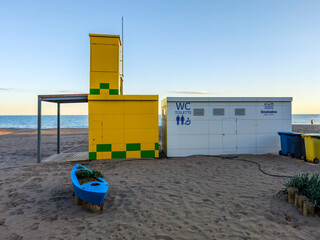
[{"x1": 0, "y1": 115, "x2": 319, "y2": 129}]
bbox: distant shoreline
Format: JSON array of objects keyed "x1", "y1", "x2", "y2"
[{"x1": 1, "y1": 124, "x2": 320, "y2": 135}]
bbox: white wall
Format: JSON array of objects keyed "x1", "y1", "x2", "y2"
[{"x1": 163, "y1": 98, "x2": 292, "y2": 157}]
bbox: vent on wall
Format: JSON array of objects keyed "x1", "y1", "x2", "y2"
[
  {"x1": 213, "y1": 108, "x2": 224, "y2": 116},
  {"x1": 235, "y1": 108, "x2": 245, "y2": 116},
  {"x1": 193, "y1": 108, "x2": 204, "y2": 116}
]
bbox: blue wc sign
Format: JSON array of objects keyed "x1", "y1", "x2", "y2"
[{"x1": 175, "y1": 102, "x2": 192, "y2": 125}]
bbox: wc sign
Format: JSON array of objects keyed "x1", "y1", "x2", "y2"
[{"x1": 175, "y1": 102, "x2": 191, "y2": 126}]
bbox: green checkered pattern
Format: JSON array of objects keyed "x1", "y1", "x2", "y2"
[
  {"x1": 90, "y1": 82, "x2": 119, "y2": 95},
  {"x1": 89, "y1": 143, "x2": 159, "y2": 160}
]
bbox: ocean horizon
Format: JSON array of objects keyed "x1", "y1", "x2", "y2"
[{"x1": 0, "y1": 114, "x2": 319, "y2": 129}]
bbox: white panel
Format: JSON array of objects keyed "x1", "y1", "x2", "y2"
[
  {"x1": 237, "y1": 119, "x2": 257, "y2": 134},
  {"x1": 167, "y1": 134, "x2": 181, "y2": 150},
  {"x1": 180, "y1": 120, "x2": 209, "y2": 135},
  {"x1": 222, "y1": 148, "x2": 237, "y2": 154},
  {"x1": 167, "y1": 149, "x2": 181, "y2": 157},
  {"x1": 239, "y1": 105, "x2": 257, "y2": 119},
  {"x1": 281, "y1": 103, "x2": 291, "y2": 120},
  {"x1": 208, "y1": 120, "x2": 223, "y2": 134},
  {"x1": 167, "y1": 101, "x2": 193, "y2": 121},
  {"x1": 257, "y1": 134, "x2": 279, "y2": 148},
  {"x1": 257, "y1": 102, "x2": 282, "y2": 120},
  {"x1": 281, "y1": 119, "x2": 292, "y2": 132},
  {"x1": 181, "y1": 135, "x2": 208, "y2": 149},
  {"x1": 237, "y1": 134, "x2": 257, "y2": 148},
  {"x1": 223, "y1": 135, "x2": 237, "y2": 148},
  {"x1": 257, "y1": 147, "x2": 279, "y2": 154},
  {"x1": 256, "y1": 120, "x2": 282, "y2": 134},
  {"x1": 232, "y1": 105, "x2": 256, "y2": 119},
  {"x1": 237, "y1": 147, "x2": 257, "y2": 155},
  {"x1": 223, "y1": 119, "x2": 237, "y2": 134},
  {"x1": 208, "y1": 148, "x2": 223, "y2": 155},
  {"x1": 166, "y1": 102, "x2": 177, "y2": 121},
  {"x1": 180, "y1": 148, "x2": 209, "y2": 156},
  {"x1": 191, "y1": 102, "x2": 210, "y2": 120},
  {"x1": 209, "y1": 135, "x2": 223, "y2": 148},
  {"x1": 167, "y1": 120, "x2": 181, "y2": 134}
]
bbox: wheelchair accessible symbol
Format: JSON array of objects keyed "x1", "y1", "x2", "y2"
[{"x1": 176, "y1": 115, "x2": 191, "y2": 125}]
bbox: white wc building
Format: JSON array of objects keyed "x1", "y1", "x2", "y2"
[{"x1": 161, "y1": 97, "x2": 292, "y2": 157}]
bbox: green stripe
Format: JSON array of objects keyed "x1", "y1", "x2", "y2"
[
  {"x1": 112, "y1": 151, "x2": 126, "y2": 159},
  {"x1": 100, "y1": 83, "x2": 109, "y2": 89},
  {"x1": 155, "y1": 143, "x2": 159, "y2": 150},
  {"x1": 141, "y1": 150, "x2": 155, "y2": 158},
  {"x1": 90, "y1": 89, "x2": 100, "y2": 95},
  {"x1": 89, "y1": 152, "x2": 97, "y2": 160},
  {"x1": 97, "y1": 144, "x2": 112, "y2": 152},
  {"x1": 109, "y1": 89, "x2": 119, "y2": 95},
  {"x1": 126, "y1": 143, "x2": 141, "y2": 151}
]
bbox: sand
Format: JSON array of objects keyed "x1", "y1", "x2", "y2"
[
  {"x1": 0, "y1": 127, "x2": 320, "y2": 239},
  {"x1": 292, "y1": 124, "x2": 320, "y2": 133}
]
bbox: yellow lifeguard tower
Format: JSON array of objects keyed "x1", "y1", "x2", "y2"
[{"x1": 88, "y1": 34, "x2": 159, "y2": 160}]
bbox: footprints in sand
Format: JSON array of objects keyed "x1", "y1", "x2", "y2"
[
  {"x1": 0, "y1": 218, "x2": 5, "y2": 225},
  {"x1": 152, "y1": 235, "x2": 174, "y2": 240},
  {"x1": 29, "y1": 222, "x2": 39, "y2": 231},
  {"x1": 10, "y1": 208, "x2": 24, "y2": 215},
  {"x1": 36, "y1": 208, "x2": 59, "y2": 222}
]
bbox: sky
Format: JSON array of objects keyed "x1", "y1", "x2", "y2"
[{"x1": 0, "y1": 0, "x2": 319, "y2": 115}]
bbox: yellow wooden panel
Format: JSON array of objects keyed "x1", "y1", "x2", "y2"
[
  {"x1": 103, "y1": 152, "x2": 112, "y2": 159},
  {"x1": 112, "y1": 143, "x2": 126, "y2": 151},
  {"x1": 91, "y1": 44, "x2": 119, "y2": 72},
  {"x1": 88, "y1": 95, "x2": 158, "y2": 101},
  {"x1": 124, "y1": 101, "x2": 158, "y2": 114},
  {"x1": 102, "y1": 114, "x2": 124, "y2": 129},
  {"x1": 89, "y1": 128, "x2": 103, "y2": 144},
  {"x1": 90, "y1": 34, "x2": 121, "y2": 45},
  {"x1": 96, "y1": 152, "x2": 103, "y2": 160},
  {"x1": 126, "y1": 151, "x2": 140, "y2": 159},
  {"x1": 155, "y1": 150, "x2": 159, "y2": 158},
  {"x1": 90, "y1": 121, "x2": 103, "y2": 129},
  {"x1": 125, "y1": 129, "x2": 158, "y2": 143},
  {"x1": 90, "y1": 72, "x2": 119, "y2": 89},
  {"x1": 141, "y1": 143, "x2": 155, "y2": 151},
  {"x1": 89, "y1": 144, "x2": 95, "y2": 152},
  {"x1": 89, "y1": 101, "x2": 124, "y2": 114},
  {"x1": 89, "y1": 113, "x2": 103, "y2": 123},
  {"x1": 102, "y1": 129, "x2": 125, "y2": 143},
  {"x1": 125, "y1": 114, "x2": 158, "y2": 129}
]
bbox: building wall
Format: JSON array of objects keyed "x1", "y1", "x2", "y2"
[
  {"x1": 88, "y1": 96, "x2": 159, "y2": 160},
  {"x1": 162, "y1": 98, "x2": 292, "y2": 157},
  {"x1": 88, "y1": 34, "x2": 159, "y2": 160},
  {"x1": 89, "y1": 34, "x2": 121, "y2": 96}
]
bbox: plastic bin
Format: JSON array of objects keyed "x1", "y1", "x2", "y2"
[
  {"x1": 278, "y1": 132, "x2": 294, "y2": 156},
  {"x1": 292, "y1": 133, "x2": 306, "y2": 160},
  {"x1": 301, "y1": 134, "x2": 320, "y2": 164}
]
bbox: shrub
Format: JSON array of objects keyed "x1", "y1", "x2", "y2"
[
  {"x1": 76, "y1": 169, "x2": 104, "y2": 179},
  {"x1": 281, "y1": 173, "x2": 320, "y2": 207}
]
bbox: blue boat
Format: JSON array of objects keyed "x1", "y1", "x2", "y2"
[{"x1": 71, "y1": 164, "x2": 109, "y2": 206}]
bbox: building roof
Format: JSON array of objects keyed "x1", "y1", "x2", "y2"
[
  {"x1": 163, "y1": 97, "x2": 292, "y2": 103},
  {"x1": 38, "y1": 94, "x2": 88, "y2": 103}
]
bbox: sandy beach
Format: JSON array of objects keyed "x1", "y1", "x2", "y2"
[{"x1": 1, "y1": 126, "x2": 320, "y2": 239}]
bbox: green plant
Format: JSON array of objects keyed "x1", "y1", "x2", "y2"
[
  {"x1": 75, "y1": 170, "x2": 104, "y2": 179},
  {"x1": 279, "y1": 173, "x2": 320, "y2": 207}
]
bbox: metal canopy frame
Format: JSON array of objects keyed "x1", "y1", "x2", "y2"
[{"x1": 37, "y1": 94, "x2": 88, "y2": 163}]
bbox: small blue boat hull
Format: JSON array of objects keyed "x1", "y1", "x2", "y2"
[{"x1": 71, "y1": 164, "x2": 109, "y2": 206}]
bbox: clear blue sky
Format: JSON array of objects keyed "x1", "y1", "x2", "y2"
[{"x1": 1, "y1": 0, "x2": 319, "y2": 114}]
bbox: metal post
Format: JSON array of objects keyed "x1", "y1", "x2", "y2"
[
  {"x1": 122, "y1": 16, "x2": 124, "y2": 78},
  {"x1": 57, "y1": 102, "x2": 60, "y2": 154},
  {"x1": 37, "y1": 97, "x2": 42, "y2": 163}
]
